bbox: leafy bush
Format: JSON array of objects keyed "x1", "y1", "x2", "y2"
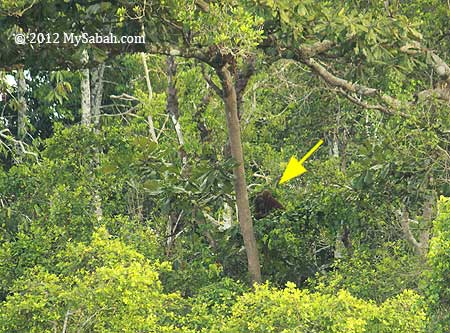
[
  {"x1": 311, "y1": 241, "x2": 423, "y2": 302},
  {"x1": 0, "y1": 227, "x2": 187, "y2": 333},
  {"x1": 426, "y1": 196, "x2": 450, "y2": 332},
  {"x1": 216, "y1": 283, "x2": 427, "y2": 333}
]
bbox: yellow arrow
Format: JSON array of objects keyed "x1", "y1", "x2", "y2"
[{"x1": 279, "y1": 139, "x2": 324, "y2": 185}]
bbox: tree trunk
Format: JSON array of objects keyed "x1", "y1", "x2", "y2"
[
  {"x1": 235, "y1": 57, "x2": 255, "y2": 119},
  {"x1": 400, "y1": 203, "x2": 431, "y2": 257},
  {"x1": 80, "y1": 63, "x2": 103, "y2": 221},
  {"x1": 81, "y1": 68, "x2": 91, "y2": 126},
  {"x1": 327, "y1": 124, "x2": 353, "y2": 258},
  {"x1": 90, "y1": 64, "x2": 105, "y2": 130},
  {"x1": 16, "y1": 67, "x2": 27, "y2": 141},
  {"x1": 164, "y1": 56, "x2": 217, "y2": 252},
  {"x1": 217, "y1": 65, "x2": 261, "y2": 284},
  {"x1": 90, "y1": 64, "x2": 104, "y2": 221},
  {"x1": 166, "y1": 56, "x2": 188, "y2": 167},
  {"x1": 141, "y1": 53, "x2": 158, "y2": 143}
]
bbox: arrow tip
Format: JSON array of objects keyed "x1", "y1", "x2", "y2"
[{"x1": 279, "y1": 156, "x2": 307, "y2": 185}]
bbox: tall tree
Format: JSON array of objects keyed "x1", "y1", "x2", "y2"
[{"x1": 217, "y1": 64, "x2": 261, "y2": 283}]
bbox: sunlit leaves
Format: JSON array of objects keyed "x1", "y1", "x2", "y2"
[{"x1": 218, "y1": 283, "x2": 427, "y2": 332}]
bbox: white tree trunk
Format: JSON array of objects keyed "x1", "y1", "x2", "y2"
[
  {"x1": 90, "y1": 63, "x2": 105, "y2": 130},
  {"x1": 141, "y1": 53, "x2": 158, "y2": 142},
  {"x1": 80, "y1": 60, "x2": 105, "y2": 222},
  {"x1": 16, "y1": 67, "x2": 27, "y2": 141},
  {"x1": 81, "y1": 68, "x2": 91, "y2": 126}
]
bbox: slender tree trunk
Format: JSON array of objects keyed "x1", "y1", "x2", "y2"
[
  {"x1": 81, "y1": 68, "x2": 91, "y2": 126},
  {"x1": 164, "y1": 56, "x2": 217, "y2": 252},
  {"x1": 194, "y1": 90, "x2": 212, "y2": 144},
  {"x1": 217, "y1": 65, "x2": 261, "y2": 284},
  {"x1": 166, "y1": 56, "x2": 188, "y2": 167},
  {"x1": 141, "y1": 53, "x2": 158, "y2": 143},
  {"x1": 235, "y1": 57, "x2": 255, "y2": 119},
  {"x1": 165, "y1": 56, "x2": 188, "y2": 254},
  {"x1": 80, "y1": 63, "x2": 104, "y2": 221},
  {"x1": 90, "y1": 65, "x2": 104, "y2": 221},
  {"x1": 400, "y1": 199, "x2": 433, "y2": 257},
  {"x1": 90, "y1": 64, "x2": 105, "y2": 130},
  {"x1": 16, "y1": 67, "x2": 27, "y2": 141},
  {"x1": 328, "y1": 110, "x2": 353, "y2": 258}
]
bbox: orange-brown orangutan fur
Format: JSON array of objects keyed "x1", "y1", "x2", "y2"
[{"x1": 254, "y1": 190, "x2": 284, "y2": 219}]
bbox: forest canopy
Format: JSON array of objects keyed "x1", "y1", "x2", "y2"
[{"x1": 1, "y1": 0, "x2": 450, "y2": 331}]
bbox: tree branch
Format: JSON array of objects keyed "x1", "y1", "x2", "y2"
[
  {"x1": 337, "y1": 88, "x2": 406, "y2": 116},
  {"x1": 400, "y1": 208, "x2": 422, "y2": 252},
  {"x1": 305, "y1": 58, "x2": 376, "y2": 95},
  {"x1": 195, "y1": 0, "x2": 210, "y2": 12},
  {"x1": 297, "y1": 40, "x2": 337, "y2": 58},
  {"x1": 401, "y1": 43, "x2": 450, "y2": 82},
  {"x1": 417, "y1": 87, "x2": 450, "y2": 103},
  {"x1": 0, "y1": 128, "x2": 39, "y2": 161},
  {"x1": 201, "y1": 64, "x2": 222, "y2": 96},
  {"x1": 399, "y1": 207, "x2": 429, "y2": 257},
  {"x1": 145, "y1": 43, "x2": 211, "y2": 64},
  {"x1": 236, "y1": 56, "x2": 256, "y2": 118},
  {"x1": 401, "y1": 43, "x2": 450, "y2": 102},
  {"x1": 304, "y1": 58, "x2": 407, "y2": 114},
  {"x1": 428, "y1": 51, "x2": 450, "y2": 82}
]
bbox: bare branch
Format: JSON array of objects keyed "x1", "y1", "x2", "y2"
[
  {"x1": 429, "y1": 51, "x2": 450, "y2": 82},
  {"x1": 0, "y1": 128, "x2": 39, "y2": 161},
  {"x1": 399, "y1": 207, "x2": 430, "y2": 257},
  {"x1": 298, "y1": 40, "x2": 336, "y2": 58},
  {"x1": 400, "y1": 209, "x2": 422, "y2": 252},
  {"x1": 145, "y1": 43, "x2": 211, "y2": 64},
  {"x1": 156, "y1": 115, "x2": 170, "y2": 141},
  {"x1": 141, "y1": 52, "x2": 158, "y2": 143},
  {"x1": 337, "y1": 88, "x2": 406, "y2": 116},
  {"x1": 417, "y1": 87, "x2": 450, "y2": 103},
  {"x1": 62, "y1": 310, "x2": 72, "y2": 333},
  {"x1": 195, "y1": 0, "x2": 210, "y2": 12},
  {"x1": 110, "y1": 93, "x2": 140, "y2": 101},
  {"x1": 305, "y1": 58, "x2": 377, "y2": 96},
  {"x1": 304, "y1": 58, "x2": 408, "y2": 114},
  {"x1": 201, "y1": 64, "x2": 222, "y2": 96},
  {"x1": 401, "y1": 43, "x2": 450, "y2": 83}
]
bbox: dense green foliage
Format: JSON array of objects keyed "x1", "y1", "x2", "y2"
[
  {"x1": 426, "y1": 197, "x2": 450, "y2": 332},
  {"x1": 1, "y1": 0, "x2": 450, "y2": 331}
]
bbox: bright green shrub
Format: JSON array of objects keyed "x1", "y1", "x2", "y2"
[
  {"x1": 181, "y1": 277, "x2": 248, "y2": 332},
  {"x1": 311, "y1": 242, "x2": 423, "y2": 303},
  {"x1": 426, "y1": 196, "x2": 450, "y2": 332},
  {"x1": 215, "y1": 283, "x2": 427, "y2": 333},
  {"x1": 0, "y1": 227, "x2": 188, "y2": 333}
]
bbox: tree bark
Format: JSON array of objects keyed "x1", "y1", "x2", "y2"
[
  {"x1": 90, "y1": 65, "x2": 104, "y2": 221},
  {"x1": 80, "y1": 62, "x2": 104, "y2": 222},
  {"x1": 90, "y1": 63, "x2": 105, "y2": 130},
  {"x1": 217, "y1": 65, "x2": 261, "y2": 284},
  {"x1": 166, "y1": 56, "x2": 188, "y2": 167},
  {"x1": 141, "y1": 53, "x2": 158, "y2": 142},
  {"x1": 194, "y1": 90, "x2": 212, "y2": 144},
  {"x1": 81, "y1": 68, "x2": 91, "y2": 126},
  {"x1": 16, "y1": 67, "x2": 27, "y2": 141},
  {"x1": 164, "y1": 56, "x2": 218, "y2": 252},
  {"x1": 400, "y1": 202, "x2": 431, "y2": 257},
  {"x1": 235, "y1": 57, "x2": 256, "y2": 119}
]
